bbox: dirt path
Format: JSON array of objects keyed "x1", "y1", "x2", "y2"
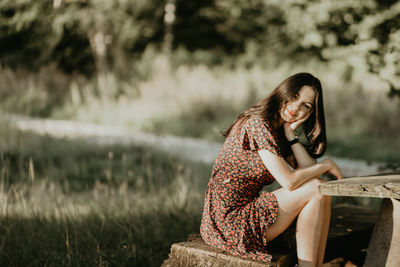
[{"x1": 5, "y1": 114, "x2": 385, "y2": 177}]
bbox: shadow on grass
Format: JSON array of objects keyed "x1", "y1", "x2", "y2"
[
  {"x1": 0, "y1": 209, "x2": 201, "y2": 267},
  {"x1": 0, "y1": 124, "x2": 210, "y2": 266}
]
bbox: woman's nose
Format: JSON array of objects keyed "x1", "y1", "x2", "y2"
[{"x1": 292, "y1": 103, "x2": 300, "y2": 112}]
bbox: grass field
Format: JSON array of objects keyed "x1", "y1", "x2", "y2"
[
  {"x1": 0, "y1": 120, "x2": 211, "y2": 266},
  {"x1": 0, "y1": 112, "x2": 391, "y2": 266}
]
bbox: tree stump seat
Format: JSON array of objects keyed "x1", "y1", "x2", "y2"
[
  {"x1": 162, "y1": 234, "x2": 273, "y2": 267},
  {"x1": 162, "y1": 203, "x2": 378, "y2": 267}
]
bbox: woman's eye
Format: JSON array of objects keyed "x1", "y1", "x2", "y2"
[{"x1": 305, "y1": 104, "x2": 312, "y2": 109}]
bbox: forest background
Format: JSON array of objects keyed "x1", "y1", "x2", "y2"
[
  {"x1": 0, "y1": 0, "x2": 399, "y2": 266},
  {"x1": 1, "y1": 0, "x2": 400, "y2": 158}
]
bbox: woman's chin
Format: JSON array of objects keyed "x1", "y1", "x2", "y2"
[
  {"x1": 285, "y1": 117, "x2": 298, "y2": 123},
  {"x1": 281, "y1": 113, "x2": 299, "y2": 123}
]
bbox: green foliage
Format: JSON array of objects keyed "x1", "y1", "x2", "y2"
[
  {"x1": 173, "y1": 0, "x2": 286, "y2": 55},
  {"x1": 281, "y1": 0, "x2": 400, "y2": 97},
  {"x1": 0, "y1": 1, "x2": 57, "y2": 68},
  {"x1": 1, "y1": 0, "x2": 399, "y2": 96},
  {"x1": 0, "y1": 0, "x2": 165, "y2": 75}
]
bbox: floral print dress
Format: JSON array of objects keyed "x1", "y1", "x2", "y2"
[{"x1": 200, "y1": 115, "x2": 293, "y2": 262}]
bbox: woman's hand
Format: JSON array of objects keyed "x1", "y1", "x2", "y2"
[
  {"x1": 283, "y1": 112, "x2": 312, "y2": 140},
  {"x1": 320, "y1": 158, "x2": 343, "y2": 180}
]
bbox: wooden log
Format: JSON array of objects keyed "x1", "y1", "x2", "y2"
[
  {"x1": 161, "y1": 236, "x2": 272, "y2": 267},
  {"x1": 319, "y1": 174, "x2": 400, "y2": 199}
]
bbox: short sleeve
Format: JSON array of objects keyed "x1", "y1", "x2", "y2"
[{"x1": 241, "y1": 116, "x2": 284, "y2": 156}]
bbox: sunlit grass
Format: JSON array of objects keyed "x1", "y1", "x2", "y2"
[{"x1": 0, "y1": 121, "x2": 211, "y2": 266}]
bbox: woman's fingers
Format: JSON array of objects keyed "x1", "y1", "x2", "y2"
[
  {"x1": 290, "y1": 112, "x2": 312, "y2": 130},
  {"x1": 329, "y1": 162, "x2": 343, "y2": 180},
  {"x1": 283, "y1": 122, "x2": 296, "y2": 139},
  {"x1": 322, "y1": 158, "x2": 343, "y2": 180},
  {"x1": 331, "y1": 167, "x2": 343, "y2": 180}
]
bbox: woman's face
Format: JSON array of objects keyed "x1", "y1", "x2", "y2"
[{"x1": 280, "y1": 85, "x2": 316, "y2": 123}]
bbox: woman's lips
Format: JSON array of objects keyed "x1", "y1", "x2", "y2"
[{"x1": 288, "y1": 110, "x2": 296, "y2": 117}]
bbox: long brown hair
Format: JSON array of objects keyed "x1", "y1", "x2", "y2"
[{"x1": 223, "y1": 72, "x2": 327, "y2": 158}]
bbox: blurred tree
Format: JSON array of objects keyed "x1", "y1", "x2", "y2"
[
  {"x1": 0, "y1": 1, "x2": 58, "y2": 69},
  {"x1": 281, "y1": 0, "x2": 400, "y2": 98},
  {"x1": 173, "y1": 0, "x2": 287, "y2": 56},
  {"x1": 163, "y1": 0, "x2": 176, "y2": 53},
  {"x1": 0, "y1": 0, "x2": 165, "y2": 76},
  {"x1": 51, "y1": 22, "x2": 95, "y2": 76},
  {"x1": 362, "y1": 1, "x2": 400, "y2": 98},
  {"x1": 0, "y1": 0, "x2": 399, "y2": 97}
]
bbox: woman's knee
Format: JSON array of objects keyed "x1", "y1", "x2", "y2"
[
  {"x1": 273, "y1": 178, "x2": 328, "y2": 214},
  {"x1": 302, "y1": 178, "x2": 325, "y2": 200}
]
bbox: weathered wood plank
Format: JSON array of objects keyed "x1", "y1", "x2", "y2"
[
  {"x1": 319, "y1": 174, "x2": 400, "y2": 199},
  {"x1": 364, "y1": 198, "x2": 400, "y2": 267}
]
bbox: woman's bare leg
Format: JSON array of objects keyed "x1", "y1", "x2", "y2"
[
  {"x1": 296, "y1": 194, "x2": 330, "y2": 266},
  {"x1": 264, "y1": 178, "x2": 330, "y2": 267},
  {"x1": 316, "y1": 195, "x2": 331, "y2": 266}
]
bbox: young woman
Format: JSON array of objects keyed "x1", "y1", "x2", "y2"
[{"x1": 200, "y1": 73, "x2": 342, "y2": 267}]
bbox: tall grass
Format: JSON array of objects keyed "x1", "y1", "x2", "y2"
[
  {"x1": 0, "y1": 65, "x2": 71, "y2": 117},
  {"x1": 0, "y1": 120, "x2": 211, "y2": 266}
]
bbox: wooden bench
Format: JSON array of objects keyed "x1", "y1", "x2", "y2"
[
  {"x1": 319, "y1": 171, "x2": 400, "y2": 267},
  {"x1": 162, "y1": 204, "x2": 378, "y2": 267}
]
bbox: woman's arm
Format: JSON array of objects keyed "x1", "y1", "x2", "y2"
[
  {"x1": 258, "y1": 149, "x2": 342, "y2": 191},
  {"x1": 283, "y1": 120, "x2": 315, "y2": 168},
  {"x1": 286, "y1": 132, "x2": 316, "y2": 168}
]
